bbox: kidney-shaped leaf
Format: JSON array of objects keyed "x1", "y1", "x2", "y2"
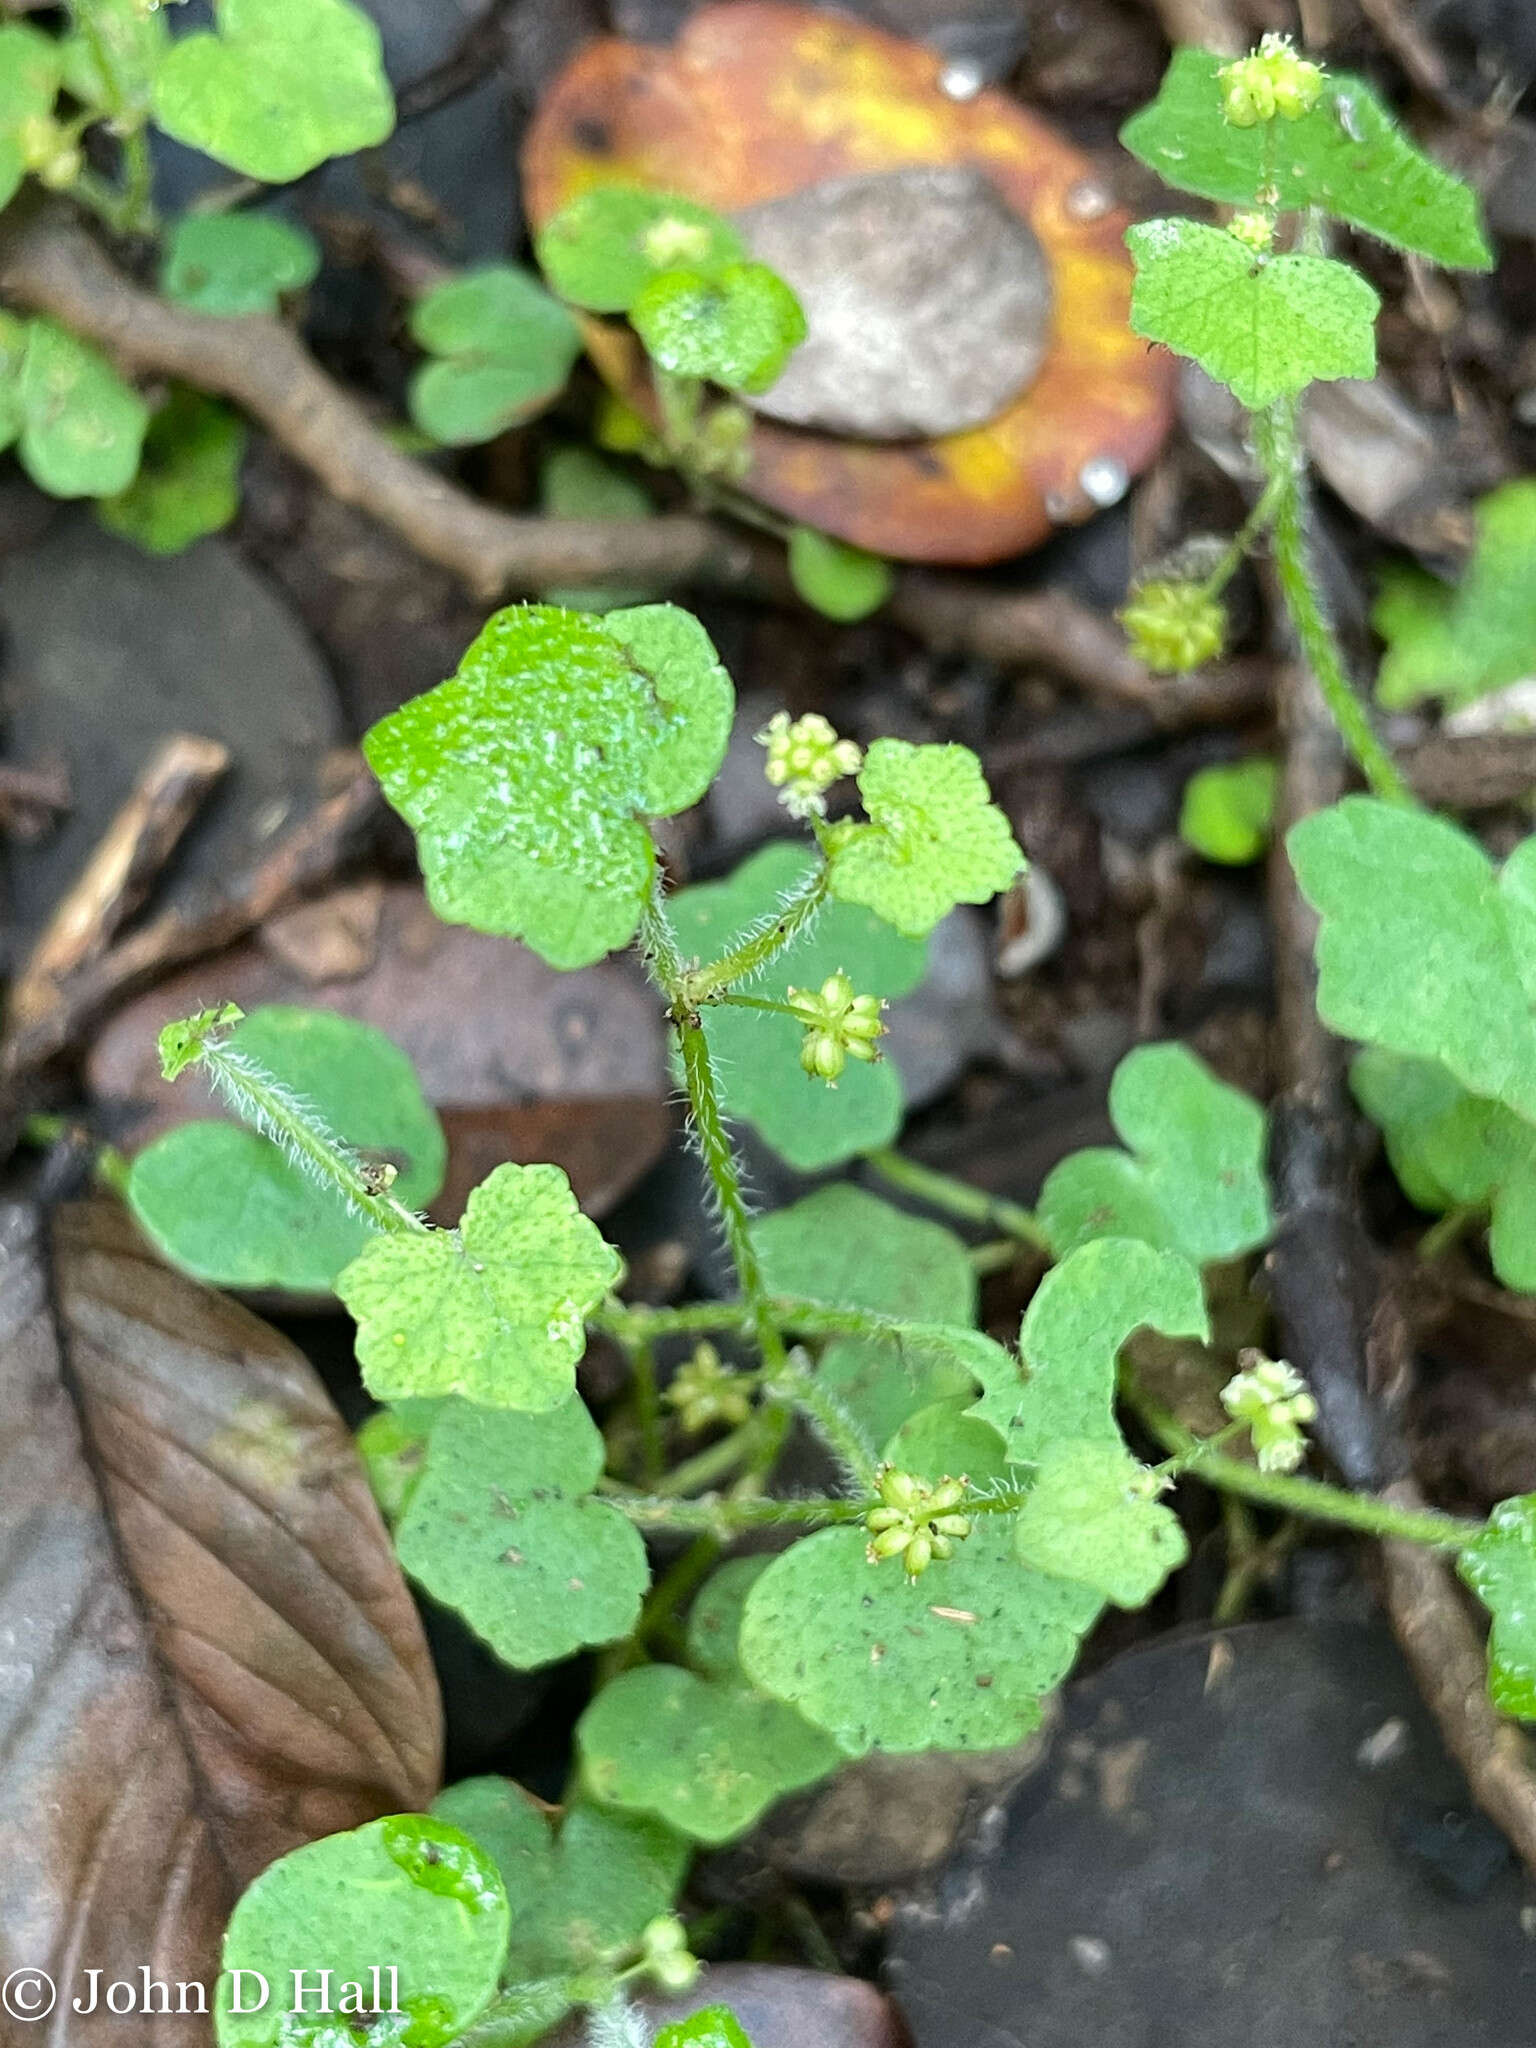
[
  {"x1": 365, "y1": 603, "x2": 733, "y2": 967},
  {"x1": 829, "y1": 740, "x2": 1023, "y2": 938},
  {"x1": 152, "y1": 0, "x2": 395, "y2": 182},
  {"x1": 1458, "y1": 1495, "x2": 1536, "y2": 1720},
  {"x1": 0, "y1": 1201, "x2": 441, "y2": 2033}
]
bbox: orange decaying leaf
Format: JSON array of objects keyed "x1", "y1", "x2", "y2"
[{"x1": 522, "y1": 2, "x2": 1175, "y2": 565}]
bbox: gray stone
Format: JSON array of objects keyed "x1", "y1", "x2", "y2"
[{"x1": 736, "y1": 167, "x2": 1053, "y2": 440}]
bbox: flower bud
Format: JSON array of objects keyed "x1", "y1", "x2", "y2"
[
  {"x1": 1118, "y1": 578, "x2": 1227, "y2": 675},
  {"x1": 756, "y1": 711, "x2": 862, "y2": 819}
]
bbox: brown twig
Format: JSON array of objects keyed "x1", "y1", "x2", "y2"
[
  {"x1": 0, "y1": 199, "x2": 1251, "y2": 731},
  {"x1": 1266, "y1": 658, "x2": 1536, "y2": 1873},
  {"x1": 8, "y1": 733, "x2": 229, "y2": 1036},
  {"x1": 1401, "y1": 730, "x2": 1536, "y2": 812},
  {"x1": 1, "y1": 755, "x2": 379, "y2": 1076}
]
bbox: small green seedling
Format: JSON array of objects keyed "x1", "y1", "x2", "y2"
[
  {"x1": 1179, "y1": 757, "x2": 1278, "y2": 865},
  {"x1": 407, "y1": 265, "x2": 581, "y2": 447},
  {"x1": 1373, "y1": 478, "x2": 1536, "y2": 711}
]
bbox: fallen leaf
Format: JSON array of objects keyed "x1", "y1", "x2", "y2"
[
  {"x1": 0, "y1": 1200, "x2": 442, "y2": 2035},
  {"x1": 523, "y1": 1, "x2": 1173, "y2": 563}
]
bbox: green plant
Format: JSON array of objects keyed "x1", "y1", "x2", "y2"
[{"x1": 136, "y1": 566, "x2": 1536, "y2": 2039}]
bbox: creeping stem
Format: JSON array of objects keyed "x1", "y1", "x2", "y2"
[{"x1": 678, "y1": 865, "x2": 829, "y2": 1005}]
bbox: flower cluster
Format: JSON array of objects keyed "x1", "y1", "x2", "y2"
[
  {"x1": 1221, "y1": 1354, "x2": 1318, "y2": 1472},
  {"x1": 1118, "y1": 577, "x2": 1227, "y2": 674},
  {"x1": 1218, "y1": 34, "x2": 1325, "y2": 128},
  {"x1": 785, "y1": 970, "x2": 885, "y2": 1083},
  {"x1": 757, "y1": 711, "x2": 862, "y2": 819},
  {"x1": 639, "y1": 1916, "x2": 700, "y2": 1993},
  {"x1": 1227, "y1": 210, "x2": 1276, "y2": 255},
  {"x1": 865, "y1": 1466, "x2": 972, "y2": 1579},
  {"x1": 664, "y1": 1341, "x2": 752, "y2": 1433}
]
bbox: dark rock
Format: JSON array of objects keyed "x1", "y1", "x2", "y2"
[
  {"x1": 544, "y1": 1965, "x2": 910, "y2": 2048},
  {"x1": 736, "y1": 167, "x2": 1053, "y2": 440},
  {"x1": 0, "y1": 514, "x2": 342, "y2": 970},
  {"x1": 888, "y1": 1619, "x2": 1536, "y2": 2047}
]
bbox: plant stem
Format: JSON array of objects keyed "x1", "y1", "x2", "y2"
[
  {"x1": 1418, "y1": 1203, "x2": 1483, "y2": 1263},
  {"x1": 771, "y1": 1351, "x2": 881, "y2": 1488},
  {"x1": 630, "y1": 1334, "x2": 664, "y2": 1488},
  {"x1": 657, "y1": 1418, "x2": 763, "y2": 1496},
  {"x1": 677, "y1": 1018, "x2": 789, "y2": 1374},
  {"x1": 617, "y1": 1491, "x2": 872, "y2": 1534},
  {"x1": 715, "y1": 993, "x2": 806, "y2": 1019},
  {"x1": 680, "y1": 866, "x2": 829, "y2": 1004},
  {"x1": 864, "y1": 1147, "x2": 1053, "y2": 1252},
  {"x1": 196, "y1": 1043, "x2": 428, "y2": 1237},
  {"x1": 1196, "y1": 473, "x2": 1284, "y2": 599},
  {"x1": 1128, "y1": 1381, "x2": 1480, "y2": 1550},
  {"x1": 636, "y1": 1534, "x2": 721, "y2": 1648},
  {"x1": 1258, "y1": 398, "x2": 1415, "y2": 807}
]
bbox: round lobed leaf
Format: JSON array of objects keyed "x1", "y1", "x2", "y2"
[
  {"x1": 407, "y1": 266, "x2": 580, "y2": 447},
  {"x1": 395, "y1": 1395, "x2": 650, "y2": 1670},
  {"x1": 97, "y1": 386, "x2": 246, "y2": 556},
  {"x1": 1013, "y1": 1440, "x2": 1188, "y2": 1608},
  {"x1": 160, "y1": 212, "x2": 322, "y2": 316},
  {"x1": 152, "y1": 0, "x2": 395, "y2": 183},
  {"x1": 339, "y1": 1162, "x2": 621, "y2": 1411},
  {"x1": 363, "y1": 603, "x2": 733, "y2": 967},
  {"x1": 576, "y1": 1663, "x2": 840, "y2": 1843},
  {"x1": 1179, "y1": 757, "x2": 1278, "y2": 866},
  {"x1": 59, "y1": 0, "x2": 167, "y2": 120},
  {"x1": 1458, "y1": 1495, "x2": 1536, "y2": 1720},
  {"x1": 787, "y1": 525, "x2": 894, "y2": 622},
  {"x1": 535, "y1": 185, "x2": 745, "y2": 313},
  {"x1": 629, "y1": 261, "x2": 806, "y2": 395},
  {"x1": 0, "y1": 23, "x2": 62, "y2": 209},
  {"x1": 16, "y1": 318, "x2": 148, "y2": 499},
  {"x1": 215, "y1": 1815, "x2": 509, "y2": 2048},
  {"x1": 828, "y1": 739, "x2": 1023, "y2": 938}
]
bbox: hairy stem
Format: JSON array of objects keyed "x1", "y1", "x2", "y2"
[
  {"x1": 771, "y1": 1351, "x2": 881, "y2": 1488},
  {"x1": 193, "y1": 1043, "x2": 428, "y2": 1237},
  {"x1": 680, "y1": 866, "x2": 829, "y2": 1004},
  {"x1": 1257, "y1": 399, "x2": 1415, "y2": 807},
  {"x1": 864, "y1": 1147, "x2": 1052, "y2": 1252}
]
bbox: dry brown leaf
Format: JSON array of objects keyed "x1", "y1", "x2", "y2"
[{"x1": 0, "y1": 1200, "x2": 442, "y2": 2042}]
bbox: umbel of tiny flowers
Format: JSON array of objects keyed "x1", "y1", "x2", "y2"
[
  {"x1": 1118, "y1": 576, "x2": 1228, "y2": 675},
  {"x1": 1221, "y1": 1352, "x2": 1318, "y2": 1472},
  {"x1": 757, "y1": 710, "x2": 863, "y2": 820},
  {"x1": 1228, "y1": 210, "x2": 1276, "y2": 255},
  {"x1": 785, "y1": 970, "x2": 886, "y2": 1083},
  {"x1": 664, "y1": 1341, "x2": 753, "y2": 1433},
  {"x1": 865, "y1": 1465, "x2": 973, "y2": 1579},
  {"x1": 1218, "y1": 32, "x2": 1325, "y2": 127}
]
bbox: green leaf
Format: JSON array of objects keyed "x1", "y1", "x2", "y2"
[
  {"x1": 828, "y1": 739, "x2": 1023, "y2": 939},
  {"x1": 754, "y1": 1184, "x2": 978, "y2": 1444},
  {"x1": 356, "y1": 1402, "x2": 436, "y2": 1527},
  {"x1": 577, "y1": 1663, "x2": 840, "y2": 1843},
  {"x1": 1375, "y1": 481, "x2": 1536, "y2": 711},
  {"x1": 1458, "y1": 1495, "x2": 1536, "y2": 1719},
  {"x1": 630, "y1": 261, "x2": 806, "y2": 396},
  {"x1": 127, "y1": 1006, "x2": 445, "y2": 1293},
  {"x1": 339, "y1": 1162, "x2": 620, "y2": 1410},
  {"x1": 535, "y1": 185, "x2": 745, "y2": 315},
  {"x1": 432, "y1": 1778, "x2": 688, "y2": 1983},
  {"x1": 1179, "y1": 756, "x2": 1278, "y2": 865},
  {"x1": 1288, "y1": 797, "x2": 1536, "y2": 1127},
  {"x1": 881, "y1": 1395, "x2": 1012, "y2": 1488},
  {"x1": 1013, "y1": 1441, "x2": 1188, "y2": 1607},
  {"x1": 1126, "y1": 219, "x2": 1377, "y2": 410},
  {"x1": 363, "y1": 603, "x2": 733, "y2": 968},
  {"x1": 540, "y1": 446, "x2": 654, "y2": 612},
  {"x1": 670, "y1": 842, "x2": 926, "y2": 1171},
  {"x1": 684, "y1": 1555, "x2": 775, "y2": 1679},
  {"x1": 1038, "y1": 1042, "x2": 1272, "y2": 1265},
  {"x1": 787, "y1": 526, "x2": 894, "y2": 623},
  {"x1": 0, "y1": 24, "x2": 62, "y2": 211},
  {"x1": 214, "y1": 1815, "x2": 509, "y2": 2048},
  {"x1": 656, "y1": 2012, "x2": 755, "y2": 2048},
  {"x1": 739, "y1": 1521, "x2": 1102, "y2": 1755},
  {"x1": 1120, "y1": 48, "x2": 1492, "y2": 271},
  {"x1": 60, "y1": 0, "x2": 167, "y2": 119},
  {"x1": 394, "y1": 1395, "x2": 649, "y2": 1669},
  {"x1": 0, "y1": 309, "x2": 30, "y2": 454},
  {"x1": 971, "y1": 1238, "x2": 1209, "y2": 1462},
  {"x1": 17, "y1": 317, "x2": 148, "y2": 499},
  {"x1": 96, "y1": 386, "x2": 245, "y2": 555},
  {"x1": 407, "y1": 265, "x2": 580, "y2": 447},
  {"x1": 152, "y1": 0, "x2": 395, "y2": 182},
  {"x1": 1352, "y1": 1049, "x2": 1536, "y2": 1292},
  {"x1": 160, "y1": 210, "x2": 320, "y2": 315}
]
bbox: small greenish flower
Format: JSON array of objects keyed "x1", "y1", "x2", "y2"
[
  {"x1": 641, "y1": 217, "x2": 716, "y2": 269},
  {"x1": 639, "y1": 1915, "x2": 700, "y2": 1993},
  {"x1": 756, "y1": 710, "x2": 863, "y2": 820},
  {"x1": 865, "y1": 1465, "x2": 973, "y2": 1579},
  {"x1": 1221, "y1": 1353, "x2": 1318, "y2": 1472},
  {"x1": 157, "y1": 1002, "x2": 245, "y2": 1082},
  {"x1": 665, "y1": 1341, "x2": 753, "y2": 1433},
  {"x1": 785, "y1": 970, "x2": 885, "y2": 1084},
  {"x1": 18, "y1": 115, "x2": 83, "y2": 190},
  {"x1": 1219, "y1": 34, "x2": 1325, "y2": 128},
  {"x1": 691, "y1": 399, "x2": 753, "y2": 480},
  {"x1": 1118, "y1": 578, "x2": 1227, "y2": 674},
  {"x1": 1228, "y1": 211, "x2": 1275, "y2": 254}
]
